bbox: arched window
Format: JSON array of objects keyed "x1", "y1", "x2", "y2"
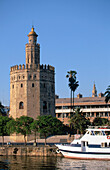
[
  {"x1": 21, "y1": 83, "x2": 23, "y2": 88},
  {"x1": 19, "y1": 102, "x2": 24, "y2": 109},
  {"x1": 32, "y1": 83, "x2": 34, "y2": 87},
  {"x1": 43, "y1": 101, "x2": 47, "y2": 113}
]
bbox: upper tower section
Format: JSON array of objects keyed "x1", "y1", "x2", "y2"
[
  {"x1": 25, "y1": 27, "x2": 40, "y2": 69},
  {"x1": 28, "y1": 27, "x2": 38, "y2": 44},
  {"x1": 92, "y1": 83, "x2": 97, "y2": 97}
]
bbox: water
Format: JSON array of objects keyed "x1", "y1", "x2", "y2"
[{"x1": 0, "y1": 156, "x2": 110, "y2": 170}]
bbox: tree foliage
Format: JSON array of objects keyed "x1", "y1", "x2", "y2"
[
  {"x1": 0, "y1": 116, "x2": 11, "y2": 145},
  {"x1": 92, "y1": 117, "x2": 109, "y2": 126},
  {"x1": 37, "y1": 115, "x2": 65, "y2": 145},
  {"x1": 66, "y1": 71, "x2": 79, "y2": 92},
  {"x1": 30, "y1": 120, "x2": 39, "y2": 144},
  {"x1": 104, "y1": 85, "x2": 110, "y2": 103},
  {"x1": 15, "y1": 116, "x2": 34, "y2": 145},
  {"x1": 6, "y1": 118, "x2": 16, "y2": 135},
  {"x1": 69, "y1": 108, "x2": 90, "y2": 134},
  {"x1": 66, "y1": 70, "x2": 79, "y2": 109},
  {"x1": 0, "y1": 102, "x2": 6, "y2": 116}
]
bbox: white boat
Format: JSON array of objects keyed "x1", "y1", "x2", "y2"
[{"x1": 56, "y1": 126, "x2": 110, "y2": 160}]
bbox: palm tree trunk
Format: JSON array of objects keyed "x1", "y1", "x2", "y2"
[
  {"x1": 77, "y1": 129, "x2": 79, "y2": 135},
  {"x1": 2, "y1": 136, "x2": 4, "y2": 147},
  {"x1": 73, "y1": 91, "x2": 74, "y2": 111},
  {"x1": 24, "y1": 135, "x2": 26, "y2": 146},
  {"x1": 44, "y1": 136, "x2": 47, "y2": 146},
  {"x1": 34, "y1": 131, "x2": 37, "y2": 144},
  {"x1": 71, "y1": 90, "x2": 72, "y2": 110}
]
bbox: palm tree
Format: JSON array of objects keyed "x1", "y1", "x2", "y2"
[
  {"x1": 104, "y1": 85, "x2": 110, "y2": 119},
  {"x1": 104, "y1": 85, "x2": 110, "y2": 104},
  {"x1": 66, "y1": 70, "x2": 79, "y2": 111},
  {"x1": 69, "y1": 108, "x2": 90, "y2": 134}
]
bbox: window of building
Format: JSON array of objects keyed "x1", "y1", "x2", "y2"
[
  {"x1": 96, "y1": 113, "x2": 99, "y2": 117},
  {"x1": 32, "y1": 83, "x2": 34, "y2": 87},
  {"x1": 91, "y1": 113, "x2": 94, "y2": 117},
  {"x1": 105, "y1": 113, "x2": 108, "y2": 117},
  {"x1": 21, "y1": 83, "x2": 23, "y2": 88},
  {"x1": 19, "y1": 102, "x2": 24, "y2": 109},
  {"x1": 34, "y1": 74, "x2": 36, "y2": 79},
  {"x1": 58, "y1": 113, "x2": 62, "y2": 118},
  {"x1": 12, "y1": 85, "x2": 14, "y2": 89},
  {"x1": 43, "y1": 101, "x2": 47, "y2": 113},
  {"x1": 51, "y1": 84, "x2": 54, "y2": 91}
]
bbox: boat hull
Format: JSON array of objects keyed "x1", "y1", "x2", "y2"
[
  {"x1": 61, "y1": 150, "x2": 110, "y2": 160},
  {"x1": 56, "y1": 145, "x2": 110, "y2": 160}
]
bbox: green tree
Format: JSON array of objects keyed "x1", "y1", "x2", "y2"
[
  {"x1": 69, "y1": 108, "x2": 90, "y2": 134},
  {"x1": 104, "y1": 85, "x2": 110, "y2": 103},
  {"x1": 30, "y1": 120, "x2": 39, "y2": 145},
  {"x1": 16, "y1": 116, "x2": 34, "y2": 145},
  {"x1": 92, "y1": 117, "x2": 109, "y2": 126},
  {"x1": 37, "y1": 115, "x2": 65, "y2": 145},
  {"x1": 0, "y1": 102, "x2": 6, "y2": 116},
  {"x1": 0, "y1": 116, "x2": 11, "y2": 146},
  {"x1": 6, "y1": 118, "x2": 16, "y2": 136},
  {"x1": 66, "y1": 70, "x2": 79, "y2": 110}
]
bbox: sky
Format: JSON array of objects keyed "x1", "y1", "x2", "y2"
[{"x1": 0, "y1": 0, "x2": 110, "y2": 106}]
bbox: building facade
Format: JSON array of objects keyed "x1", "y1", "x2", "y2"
[
  {"x1": 55, "y1": 84, "x2": 110, "y2": 125},
  {"x1": 10, "y1": 27, "x2": 55, "y2": 120}
]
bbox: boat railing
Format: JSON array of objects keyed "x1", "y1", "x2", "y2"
[{"x1": 87, "y1": 126, "x2": 110, "y2": 129}]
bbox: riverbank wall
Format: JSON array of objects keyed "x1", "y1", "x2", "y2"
[{"x1": 0, "y1": 146, "x2": 62, "y2": 157}]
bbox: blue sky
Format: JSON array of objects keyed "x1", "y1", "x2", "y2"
[{"x1": 0, "y1": 0, "x2": 110, "y2": 106}]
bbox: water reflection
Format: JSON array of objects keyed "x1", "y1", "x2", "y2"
[
  {"x1": 57, "y1": 158, "x2": 110, "y2": 170},
  {"x1": 0, "y1": 156, "x2": 110, "y2": 170},
  {"x1": 0, "y1": 156, "x2": 57, "y2": 170}
]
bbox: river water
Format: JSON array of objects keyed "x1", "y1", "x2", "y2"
[{"x1": 0, "y1": 156, "x2": 110, "y2": 170}]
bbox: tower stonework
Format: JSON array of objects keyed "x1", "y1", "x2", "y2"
[{"x1": 10, "y1": 27, "x2": 55, "y2": 121}]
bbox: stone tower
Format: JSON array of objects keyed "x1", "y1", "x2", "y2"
[
  {"x1": 92, "y1": 83, "x2": 97, "y2": 97},
  {"x1": 10, "y1": 27, "x2": 55, "y2": 120}
]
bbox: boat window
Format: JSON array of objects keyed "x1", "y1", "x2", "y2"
[
  {"x1": 86, "y1": 142, "x2": 88, "y2": 146},
  {"x1": 102, "y1": 131, "x2": 105, "y2": 136},
  {"x1": 101, "y1": 143, "x2": 105, "y2": 147},
  {"x1": 109, "y1": 143, "x2": 110, "y2": 147},
  {"x1": 101, "y1": 142, "x2": 108, "y2": 147},
  {"x1": 89, "y1": 131, "x2": 92, "y2": 135},
  {"x1": 91, "y1": 131, "x2": 95, "y2": 135},
  {"x1": 82, "y1": 142, "x2": 85, "y2": 147},
  {"x1": 105, "y1": 143, "x2": 107, "y2": 147},
  {"x1": 94, "y1": 131, "x2": 100, "y2": 135}
]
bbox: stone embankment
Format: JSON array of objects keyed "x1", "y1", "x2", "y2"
[{"x1": 0, "y1": 146, "x2": 62, "y2": 157}]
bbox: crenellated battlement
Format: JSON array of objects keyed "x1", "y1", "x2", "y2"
[
  {"x1": 10, "y1": 64, "x2": 54, "y2": 72},
  {"x1": 40, "y1": 64, "x2": 54, "y2": 71},
  {"x1": 10, "y1": 64, "x2": 25, "y2": 72}
]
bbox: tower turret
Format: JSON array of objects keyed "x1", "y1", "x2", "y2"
[
  {"x1": 25, "y1": 27, "x2": 40, "y2": 69},
  {"x1": 92, "y1": 83, "x2": 97, "y2": 97}
]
